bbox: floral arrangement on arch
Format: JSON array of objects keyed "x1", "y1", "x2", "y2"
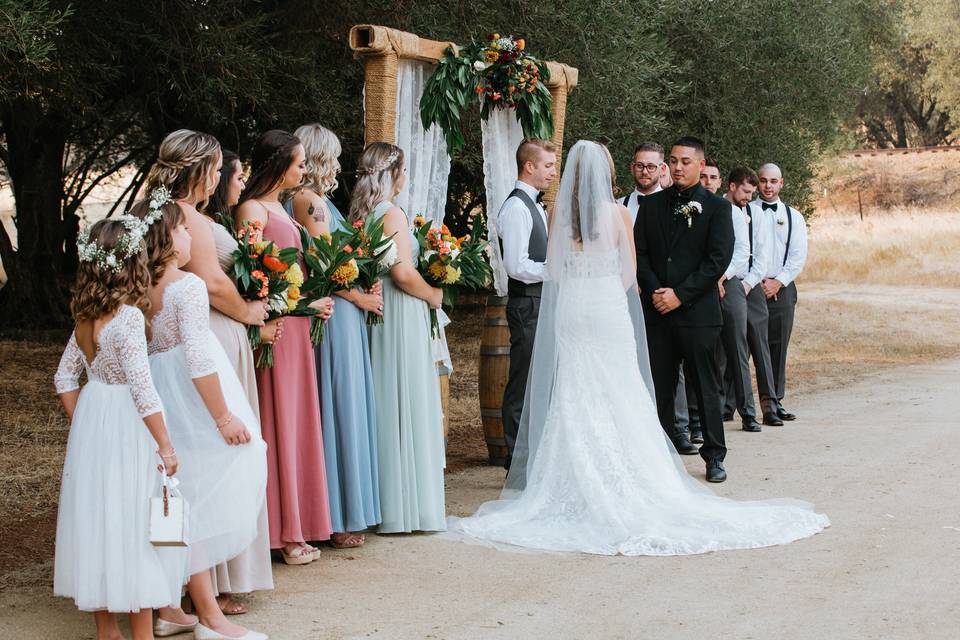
[{"x1": 420, "y1": 33, "x2": 554, "y2": 154}]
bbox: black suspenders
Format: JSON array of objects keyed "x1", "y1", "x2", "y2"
[
  {"x1": 782, "y1": 204, "x2": 793, "y2": 267},
  {"x1": 746, "y1": 204, "x2": 754, "y2": 271}
]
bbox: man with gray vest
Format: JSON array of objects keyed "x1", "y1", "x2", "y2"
[
  {"x1": 754, "y1": 163, "x2": 808, "y2": 423},
  {"x1": 499, "y1": 138, "x2": 557, "y2": 470}
]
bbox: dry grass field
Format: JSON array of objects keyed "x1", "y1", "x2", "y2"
[{"x1": 1, "y1": 151, "x2": 959, "y2": 591}]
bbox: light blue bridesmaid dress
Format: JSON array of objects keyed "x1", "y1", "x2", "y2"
[{"x1": 367, "y1": 200, "x2": 446, "y2": 533}]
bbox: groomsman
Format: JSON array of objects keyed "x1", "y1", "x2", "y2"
[
  {"x1": 621, "y1": 142, "x2": 665, "y2": 224},
  {"x1": 754, "y1": 163, "x2": 808, "y2": 423},
  {"x1": 699, "y1": 158, "x2": 722, "y2": 194},
  {"x1": 719, "y1": 167, "x2": 767, "y2": 432},
  {"x1": 500, "y1": 139, "x2": 557, "y2": 470}
]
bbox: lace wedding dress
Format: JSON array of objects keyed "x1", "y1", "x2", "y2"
[
  {"x1": 446, "y1": 141, "x2": 829, "y2": 555},
  {"x1": 148, "y1": 273, "x2": 268, "y2": 574}
]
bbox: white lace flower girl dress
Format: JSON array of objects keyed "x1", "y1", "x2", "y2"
[
  {"x1": 147, "y1": 273, "x2": 268, "y2": 575},
  {"x1": 54, "y1": 305, "x2": 187, "y2": 611}
]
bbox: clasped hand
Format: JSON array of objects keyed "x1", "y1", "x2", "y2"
[{"x1": 652, "y1": 288, "x2": 681, "y2": 314}]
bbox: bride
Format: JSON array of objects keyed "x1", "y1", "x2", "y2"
[{"x1": 447, "y1": 141, "x2": 828, "y2": 556}]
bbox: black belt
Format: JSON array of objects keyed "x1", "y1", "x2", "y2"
[{"x1": 507, "y1": 278, "x2": 542, "y2": 298}]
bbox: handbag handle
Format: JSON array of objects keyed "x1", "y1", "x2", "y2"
[{"x1": 157, "y1": 461, "x2": 182, "y2": 518}]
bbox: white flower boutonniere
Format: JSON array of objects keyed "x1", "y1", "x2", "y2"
[
  {"x1": 777, "y1": 217, "x2": 786, "y2": 226},
  {"x1": 674, "y1": 200, "x2": 703, "y2": 228}
]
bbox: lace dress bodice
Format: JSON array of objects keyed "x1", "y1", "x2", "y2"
[
  {"x1": 54, "y1": 305, "x2": 162, "y2": 417},
  {"x1": 147, "y1": 274, "x2": 218, "y2": 378},
  {"x1": 561, "y1": 251, "x2": 622, "y2": 279}
]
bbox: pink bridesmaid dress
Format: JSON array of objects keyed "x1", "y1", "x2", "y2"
[{"x1": 256, "y1": 209, "x2": 333, "y2": 548}]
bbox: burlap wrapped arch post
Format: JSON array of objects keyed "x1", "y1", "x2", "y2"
[{"x1": 348, "y1": 24, "x2": 578, "y2": 210}]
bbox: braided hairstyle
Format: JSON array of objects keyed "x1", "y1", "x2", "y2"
[
  {"x1": 348, "y1": 142, "x2": 404, "y2": 222},
  {"x1": 238, "y1": 130, "x2": 303, "y2": 207},
  {"x1": 145, "y1": 130, "x2": 222, "y2": 206}
]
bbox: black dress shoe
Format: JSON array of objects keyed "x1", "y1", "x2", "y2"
[
  {"x1": 672, "y1": 435, "x2": 700, "y2": 455},
  {"x1": 689, "y1": 430, "x2": 704, "y2": 444},
  {"x1": 776, "y1": 407, "x2": 797, "y2": 421},
  {"x1": 741, "y1": 418, "x2": 762, "y2": 432},
  {"x1": 762, "y1": 412, "x2": 783, "y2": 426},
  {"x1": 721, "y1": 412, "x2": 734, "y2": 422},
  {"x1": 706, "y1": 460, "x2": 727, "y2": 483}
]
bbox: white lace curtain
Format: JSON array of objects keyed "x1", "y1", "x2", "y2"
[
  {"x1": 393, "y1": 59, "x2": 453, "y2": 372},
  {"x1": 481, "y1": 109, "x2": 525, "y2": 297}
]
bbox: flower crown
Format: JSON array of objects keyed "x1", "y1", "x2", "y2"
[
  {"x1": 76, "y1": 187, "x2": 174, "y2": 273},
  {"x1": 356, "y1": 149, "x2": 401, "y2": 176}
]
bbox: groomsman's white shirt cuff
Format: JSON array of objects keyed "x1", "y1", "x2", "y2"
[
  {"x1": 499, "y1": 181, "x2": 548, "y2": 284},
  {"x1": 742, "y1": 203, "x2": 768, "y2": 290},
  {"x1": 724, "y1": 204, "x2": 751, "y2": 280}
]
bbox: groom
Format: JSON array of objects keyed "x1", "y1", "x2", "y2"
[
  {"x1": 634, "y1": 137, "x2": 734, "y2": 482},
  {"x1": 499, "y1": 138, "x2": 558, "y2": 471}
]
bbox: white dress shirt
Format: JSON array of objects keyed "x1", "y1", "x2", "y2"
[
  {"x1": 752, "y1": 199, "x2": 808, "y2": 286},
  {"x1": 740, "y1": 203, "x2": 770, "y2": 290},
  {"x1": 621, "y1": 184, "x2": 662, "y2": 225},
  {"x1": 723, "y1": 199, "x2": 751, "y2": 282},
  {"x1": 499, "y1": 180, "x2": 549, "y2": 284}
]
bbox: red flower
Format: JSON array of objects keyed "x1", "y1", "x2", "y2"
[
  {"x1": 352, "y1": 219, "x2": 363, "y2": 229},
  {"x1": 263, "y1": 255, "x2": 288, "y2": 273},
  {"x1": 492, "y1": 91, "x2": 502, "y2": 101},
  {"x1": 343, "y1": 245, "x2": 353, "y2": 254}
]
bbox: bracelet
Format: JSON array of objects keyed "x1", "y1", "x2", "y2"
[
  {"x1": 157, "y1": 448, "x2": 177, "y2": 459},
  {"x1": 216, "y1": 413, "x2": 233, "y2": 430}
]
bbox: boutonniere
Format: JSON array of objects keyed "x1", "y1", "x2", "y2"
[
  {"x1": 776, "y1": 217, "x2": 786, "y2": 226},
  {"x1": 674, "y1": 200, "x2": 702, "y2": 228}
]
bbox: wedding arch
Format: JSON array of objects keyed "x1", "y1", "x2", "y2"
[{"x1": 348, "y1": 24, "x2": 579, "y2": 463}]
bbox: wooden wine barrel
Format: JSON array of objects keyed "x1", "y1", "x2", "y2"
[{"x1": 477, "y1": 295, "x2": 510, "y2": 465}]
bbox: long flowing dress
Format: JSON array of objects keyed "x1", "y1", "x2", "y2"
[
  {"x1": 312, "y1": 199, "x2": 381, "y2": 533},
  {"x1": 256, "y1": 209, "x2": 333, "y2": 547},
  {"x1": 368, "y1": 200, "x2": 446, "y2": 533},
  {"x1": 204, "y1": 216, "x2": 273, "y2": 594},
  {"x1": 54, "y1": 305, "x2": 188, "y2": 612},
  {"x1": 148, "y1": 274, "x2": 267, "y2": 574}
]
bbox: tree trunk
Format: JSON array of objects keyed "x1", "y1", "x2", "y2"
[{"x1": 0, "y1": 101, "x2": 71, "y2": 329}]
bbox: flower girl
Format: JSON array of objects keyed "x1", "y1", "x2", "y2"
[
  {"x1": 133, "y1": 190, "x2": 269, "y2": 640},
  {"x1": 54, "y1": 217, "x2": 187, "y2": 640}
]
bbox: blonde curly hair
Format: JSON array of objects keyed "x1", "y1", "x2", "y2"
[
  {"x1": 145, "y1": 129, "x2": 222, "y2": 207},
  {"x1": 295, "y1": 123, "x2": 341, "y2": 197},
  {"x1": 70, "y1": 219, "x2": 151, "y2": 322}
]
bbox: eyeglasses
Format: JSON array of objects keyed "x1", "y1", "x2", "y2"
[{"x1": 631, "y1": 162, "x2": 661, "y2": 174}]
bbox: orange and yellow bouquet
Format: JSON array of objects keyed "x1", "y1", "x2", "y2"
[
  {"x1": 412, "y1": 214, "x2": 493, "y2": 337},
  {"x1": 299, "y1": 227, "x2": 360, "y2": 344}
]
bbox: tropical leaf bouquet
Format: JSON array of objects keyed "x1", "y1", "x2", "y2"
[
  {"x1": 348, "y1": 213, "x2": 397, "y2": 326},
  {"x1": 412, "y1": 214, "x2": 493, "y2": 337},
  {"x1": 299, "y1": 227, "x2": 360, "y2": 344}
]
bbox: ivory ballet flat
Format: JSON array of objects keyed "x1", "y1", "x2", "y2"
[
  {"x1": 193, "y1": 623, "x2": 268, "y2": 640},
  {"x1": 154, "y1": 617, "x2": 198, "y2": 637}
]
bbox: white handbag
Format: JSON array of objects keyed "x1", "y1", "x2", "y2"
[{"x1": 149, "y1": 469, "x2": 189, "y2": 547}]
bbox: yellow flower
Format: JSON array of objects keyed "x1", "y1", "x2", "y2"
[
  {"x1": 444, "y1": 265, "x2": 461, "y2": 285},
  {"x1": 484, "y1": 50, "x2": 500, "y2": 63},
  {"x1": 319, "y1": 232, "x2": 333, "y2": 243},
  {"x1": 286, "y1": 288, "x2": 300, "y2": 312},
  {"x1": 413, "y1": 215, "x2": 427, "y2": 228},
  {"x1": 427, "y1": 260, "x2": 446, "y2": 281},
  {"x1": 253, "y1": 241, "x2": 269, "y2": 254},
  {"x1": 285, "y1": 263, "x2": 304, "y2": 287},
  {"x1": 331, "y1": 258, "x2": 359, "y2": 287}
]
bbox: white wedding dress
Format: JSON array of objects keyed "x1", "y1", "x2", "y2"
[{"x1": 447, "y1": 141, "x2": 829, "y2": 555}]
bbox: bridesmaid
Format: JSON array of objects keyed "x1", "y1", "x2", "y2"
[
  {"x1": 201, "y1": 150, "x2": 274, "y2": 613},
  {"x1": 289, "y1": 124, "x2": 382, "y2": 548},
  {"x1": 235, "y1": 129, "x2": 335, "y2": 565},
  {"x1": 350, "y1": 142, "x2": 446, "y2": 533}
]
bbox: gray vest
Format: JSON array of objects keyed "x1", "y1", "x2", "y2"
[{"x1": 501, "y1": 188, "x2": 547, "y2": 297}]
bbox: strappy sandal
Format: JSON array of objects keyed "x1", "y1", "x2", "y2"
[
  {"x1": 280, "y1": 544, "x2": 314, "y2": 565},
  {"x1": 217, "y1": 596, "x2": 249, "y2": 616},
  {"x1": 305, "y1": 542, "x2": 322, "y2": 560},
  {"x1": 329, "y1": 533, "x2": 365, "y2": 549}
]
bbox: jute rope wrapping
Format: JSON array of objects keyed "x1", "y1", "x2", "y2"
[{"x1": 349, "y1": 25, "x2": 579, "y2": 211}]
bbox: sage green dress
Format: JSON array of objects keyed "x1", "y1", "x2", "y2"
[{"x1": 368, "y1": 201, "x2": 446, "y2": 533}]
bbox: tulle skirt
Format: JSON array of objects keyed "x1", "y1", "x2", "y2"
[
  {"x1": 149, "y1": 335, "x2": 268, "y2": 575},
  {"x1": 54, "y1": 380, "x2": 188, "y2": 612}
]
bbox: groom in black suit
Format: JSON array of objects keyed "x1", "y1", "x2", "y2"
[{"x1": 634, "y1": 137, "x2": 735, "y2": 482}]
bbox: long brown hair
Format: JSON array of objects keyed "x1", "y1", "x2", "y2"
[
  {"x1": 348, "y1": 142, "x2": 404, "y2": 222},
  {"x1": 204, "y1": 149, "x2": 241, "y2": 221},
  {"x1": 129, "y1": 199, "x2": 185, "y2": 284},
  {"x1": 70, "y1": 219, "x2": 151, "y2": 322},
  {"x1": 238, "y1": 129, "x2": 301, "y2": 207},
  {"x1": 145, "y1": 129, "x2": 222, "y2": 207}
]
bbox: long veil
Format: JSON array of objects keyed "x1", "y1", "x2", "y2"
[{"x1": 505, "y1": 140, "x2": 656, "y2": 493}]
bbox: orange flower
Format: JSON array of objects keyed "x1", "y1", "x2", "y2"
[
  {"x1": 491, "y1": 91, "x2": 502, "y2": 101},
  {"x1": 475, "y1": 85, "x2": 486, "y2": 95},
  {"x1": 352, "y1": 219, "x2": 363, "y2": 229},
  {"x1": 263, "y1": 255, "x2": 288, "y2": 273},
  {"x1": 343, "y1": 245, "x2": 353, "y2": 254},
  {"x1": 440, "y1": 224, "x2": 451, "y2": 235},
  {"x1": 516, "y1": 38, "x2": 525, "y2": 50},
  {"x1": 357, "y1": 248, "x2": 365, "y2": 257}
]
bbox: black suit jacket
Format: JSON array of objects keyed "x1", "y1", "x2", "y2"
[{"x1": 633, "y1": 184, "x2": 734, "y2": 327}]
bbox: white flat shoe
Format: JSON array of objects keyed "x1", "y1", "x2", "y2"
[
  {"x1": 154, "y1": 617, "x2": 198, "y2": 637},
  {"x1": 194, "y1": 623, "x2": 268, "y2": 640}
]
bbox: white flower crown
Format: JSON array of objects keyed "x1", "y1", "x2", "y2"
[{"x1": 76, "y1": 186, "x2": 174, "y2": 273}]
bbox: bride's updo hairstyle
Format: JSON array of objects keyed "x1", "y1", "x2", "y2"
[
  {"x1": 238, "y1": 129, "x2": 302, "y2": 207},
  {"x1": 145, "y1": 129, "x2": 222, "y2": 207},
  {"x1": 295, "y1": 124, "x2": 341, "y2": 197},
  {"x1": 349, "y1": 142, "x2": 404, "y2": 223}
]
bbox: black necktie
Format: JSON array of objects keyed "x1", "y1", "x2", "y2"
[
  {"x1": 762, "y1": 202, "x2": 777, "y2": 211},
  {"x1": 536, "y1": 191, "x2": 544, "y2": 205}
]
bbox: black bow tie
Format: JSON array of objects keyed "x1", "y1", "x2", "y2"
[
  {"x1": 761, "y1": 202, "x2": 777, "y2": 211},
  {"x1": 536, "y1": 192, "x2": 544, "y2": 205}
]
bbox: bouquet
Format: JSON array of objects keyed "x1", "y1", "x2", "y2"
[
  {"x1": 229, "y1": 219, "x2": 301, "y2": 368},
  {"x1": 348, "y1": 213, "x2": 397, "y2": 326},
  {"x1": 299, "y1": 227, "x2": 361, "y2": 344},
  {"x1": 412, "y1": 214, "x2": 493, "y2": 337}
]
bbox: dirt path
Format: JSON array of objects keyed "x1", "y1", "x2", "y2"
[{"x1": 2, "y1": 359, "x2": 959, "y2": 639}]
